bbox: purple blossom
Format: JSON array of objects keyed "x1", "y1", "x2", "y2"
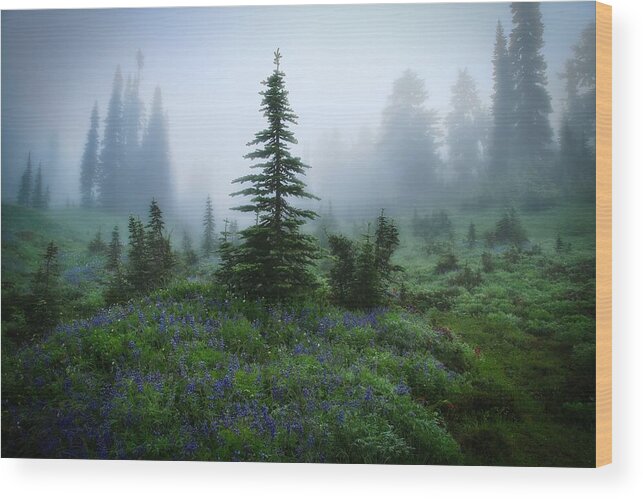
[{"x1": 395, "y1": 380, "x2": 411, "y2": 395}]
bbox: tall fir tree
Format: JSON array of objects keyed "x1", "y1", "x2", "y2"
[
  {"x1": 98, "y1": 66, "x2": 125, "y2": 210},
  {"x1": 122, "y1": 52, "x2": 146, "y2": 212},
  {"x1": 122, "y1": 75, "x2": 144, "y2": 156},
  {"x1": 80, "y1": 102, "x2": 100, "y2": 208},
  {"x1": 17, "y1": 152, "x2": 33, "y2": 207},
  {"x1": 445, "y1": 69, "x2": 485, "y2": 186},
  {"x1": 202, "y1": 195, "x2": 216, "y2": 257},
  {"x1": 559, "y1": 23, "x2": 596, "y2": 197},
  {"x1": 220, "y1": 49, "x2": 319, "y2": 301},
  {"x1": 32, "y1": 162, "x2": 45, "y2": 209},
  {"x1": 489, "y1": 21, "x2": 514, "y2": 183},
  {"x1": 379, "y1": 70, "x2": 442, "y2": 210},
  {"x1": 509, "y1": 2, "x2": 553, "y2": 163},
  {"x1": 140, "y1": 87, "x2": 172, "y2": 213}
]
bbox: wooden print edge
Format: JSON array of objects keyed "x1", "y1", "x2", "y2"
[{"x1": 596, "y1": 1, "x2": 612, "y2": 468}]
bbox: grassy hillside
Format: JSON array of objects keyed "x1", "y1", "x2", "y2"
[
  {"x1": 1, "y1": 202, "x2": 596, "y2": 465},
  {"x1": 3, "y1": 282, "x2": 468, "y2": 463}
]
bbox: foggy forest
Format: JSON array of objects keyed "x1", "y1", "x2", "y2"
[{"x1": 2, "y1": 2, "x2": 597, "y2": 466}]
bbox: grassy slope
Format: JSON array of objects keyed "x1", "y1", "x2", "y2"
[
  {"x1": 1, "y1": 204, "x2": 123, "y2": 291},
  {"x1": 2, "y1": 282, "x2": 469, "y2": 463},
  {"x1": 393, "y1": 202, "x2": 596, "y2": 466},
  {"x1": 1, "y1": 202, "x2": 596, "y2": 466}
]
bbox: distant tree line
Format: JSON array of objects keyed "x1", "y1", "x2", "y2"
[
  {"x1": 362, "y1": 2, "x2": 596, "y2": 212},
  {"x1": 17, "y1": 152, "x2": 51, "y2": 210},
  {"x1": 79, "y1": 50, "x2": 173, "y2": 214}
]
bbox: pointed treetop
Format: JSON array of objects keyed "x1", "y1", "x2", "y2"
[{"x1": 274, "y1": 48, "x2": 281, "y2": 71}]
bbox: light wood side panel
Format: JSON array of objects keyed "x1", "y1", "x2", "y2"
[{"x1": 596, "y1": 1, "x2": 612, "y2": 468}]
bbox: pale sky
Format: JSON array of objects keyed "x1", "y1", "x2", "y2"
[{"x1": 1, "y1": 2, "x2": 595, "y2": 218}]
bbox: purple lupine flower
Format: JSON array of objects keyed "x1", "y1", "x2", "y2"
[{"x1": 395, "y1": 380, "x2": 411, "y2": 395}]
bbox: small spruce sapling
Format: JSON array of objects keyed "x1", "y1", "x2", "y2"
[
  {"x1": 202, "y1": 195, "x2": 216, "y2": 257},
  {"x1": 29, "y1": 241, "x2": 61, "y2": 333},
  {"x1": 106, "y1": 226, "x2": 122, "y2": 271},
  {"x1": 89, "y1": 229, "x2": 108, "y2": 255}
]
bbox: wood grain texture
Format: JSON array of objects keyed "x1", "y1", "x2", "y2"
[{"x1": 596, "y1": 1, "x2": 612, "y2": 468}]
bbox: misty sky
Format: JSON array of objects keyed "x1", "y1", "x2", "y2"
[{"x1": 1, "y1": 2, "x2": 595, "y2": 219}]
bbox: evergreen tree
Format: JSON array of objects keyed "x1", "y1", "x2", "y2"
[
  {"x1": 374, "y1": 209, "x2": 401, "y2": 283},
  {"x1": 327, "y1": 234, "x2": 357, "y2": 305},
  {"x1": 80, "y1": 102, "x2": 100, "y2": 208},
  {"x1": 122, "y1": 52, "x2": 146, "y2": 212},
  {"x1": 220, "y1": 49, "x2": 319, "y2": 301},
  {"x1": 202, "y1": 195, "x2": 216, "y2": 257},
  {"x1": 379, "y1": 70, "x2": 442, "y2": 209},
  {"x1": 509, "y1": 2, "x2": 553, "y2": 162},
  {"x1": 35, "y1": 241, "x2": 60, "y2": 294},
  {"x1": 489, "y1": 21, "x2": 514, "y2": 183},
  {"x1": 217, "y1": 218, "x2": 236, "y2": 290},
  {"x1": 145, "y1": 199, "x2": 174, "y2": 288},
  {"x1": 44, "y1": 185, "x2": 51, "y2": 210},
  {"x1": 106, "y1": 225, "x2": 122, "y2": 271},
  {"x1": 353, "y1": 231, "x2": 382, "y2": 309},
  {"x1": 555, "y1": 233, "x2": 564, "y2": 253},
  {"x1": 122, "y1": 75, "x2": 144, "y2": 156},
  {"x1": 494, "y1": 207, "x2": 528, "y2": 246},
  {"x1": 29, "y1": 241, "x2": 61, "y2": 332},
  {"x1": 140, "y1": 87, "x2": 172, "y2": 212},
  {"x1": 445, "y1": 69, "x2": 485, "y2": 185},
  {"x1": 32, "y1": 162, "x2": 44, "y2": 209},
  {"x1": 127, "y1": 215, "x2": 147, "y2": 292},
  {"x1": 328, "y1": 213, "x2": 402, "y2": 309},
  {"x1": 17, "y1": 152, "x2": 33, "y2": 206},
  {"x1": 88, "y1": 228, "x2": 108, "y2": 255},
  {"x1": 98, "y1": 67, "x2": 124, "y2": 210},
  {"x1": 559, "y1": 23, "x2": 596, "y2": 197}
]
